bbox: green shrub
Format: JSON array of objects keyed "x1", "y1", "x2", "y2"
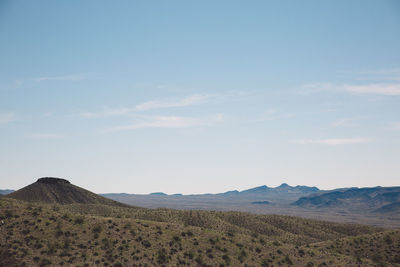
[
  {"x1": 157, "y1": 248, "x2": 168, "y2": 264},
  {"x1": 284, "y1": 255, "x2": 293, "y2": 265},
  {"x1": 73, "y1": 216, "x2": 84, "y2": 225},
  {"x1": 222, "y1": 254, "x2": 231, "y2": 265},
  {"x1": 141, "y1": 240, "x2": 151, "y2": 248},
  {"x1": 238, "y1": 249, "x2": 247, "y2": 262},
  {"x1": 92, "y1": 224, "x2": 102, "y2": 234}
]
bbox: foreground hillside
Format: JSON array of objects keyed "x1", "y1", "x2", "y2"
[{"x1": 1, "y1": 197, "x2": 400, "y2": 266}]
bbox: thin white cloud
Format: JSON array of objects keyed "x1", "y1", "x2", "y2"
[
  {"x1": 391, "y1": 122, "x2": 400, "y2": 130},
  {"x1": 254, "y1": 109, "x2": 295, "y2": 122},
  {"x1": 33, "y1": 75, "x2": 84, "y2": 82},
  {"x1": 28, "y1": 133, "x2": 65, "y2": 139},
  {"x1": 80, "y1": 107, "x2": 134, "y2": 118},
  {"x1": 14, "y1": 79, "x2": 24, "y2": 87},
  {"x1": 302, "y1": 82, "x2": 400, "y2": 96},
  {"x1": 331, "y1": 118, "x2": 358, "y2": 128},
  {"x1": 105, "y1": 114, "x2": 223, "y2": 132},
  {"x1": 79, "y1": 94, "x2": 213, "y2": 118},
  {"x1": 343, "y1": 83, "x2": 400, "y2": 96},
  {"x1": 354, "y1": 69, "x2": 400, "y2": 81},
  {"x1": 299, "y1": 83, "x2": 335, "y2": 94},
  {"x1": 135, "y1": 94, "x2": 212, "y2": 111},
  {"x1": 0, "y1": 112, "x2": 16, "y2": 124},
  {"x1": 42, "y1": 112, "x2": 53, "y2": 117},
  {"x1": 296, "y1": 138, "x2": 372, "y2": 145}
]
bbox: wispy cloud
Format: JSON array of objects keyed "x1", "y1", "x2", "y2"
[
  {"x1": 135, "y1": 94, "x2": 212, "y2": 111},
  {"x1": 299, "y1": 83, "x2": 335, "y2": 94},
  {"x1": 302, "y1": 82, "x2": 400, "y2": 96},
  {"x1": 80, "y1": 107, "x2": 134, "y2": 118},
  {"x1": 354, "y1": 69, "x2": 400, "y2": 81},
  {"x1": 343, "y1": 83, "x2": 400, "y2": 96},
  {"x1": 0, "y1": 112, "x2": 16, "y2": 124},
  {"x1": 105, "y1": 114, "x2": 223, "y2": 132},
  {"x1": 331, "y1": 118, "x2": 358, "y2": 128},
  {"x1": 33, "y1": 75, "x2": 84, "y2": 82},
  {"x1": 254, "y1": 109, "x2": 295, "y2": 122},
  {"x1": 28, "y1": 133, "x2": 65, "y2": 139},
  {"x1": 42, "y1": 112, "x2": 53, "y2": 117},
  {"x1": 391, "y1": 122, "x2": 400, "y2": 130},
  {"x1": 79, "y1": 94, "x2": 213, "y2": 118},
  {"x1": 14, "y1": 79, "x2": 24, "y2": 87},
  {"x1": 296, "y1": 137, "x2": 372, "y2": 145}
]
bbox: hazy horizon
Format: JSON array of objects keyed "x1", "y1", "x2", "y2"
[
  {"x1": 1, "y1": 0, "x2": 400, "y2": 194},
  {"x1": 2, "y1": 178, "x2": 400, "y2": 196}
]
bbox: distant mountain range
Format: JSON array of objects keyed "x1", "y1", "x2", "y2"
[
  {"x1": 99, "y1": 183, "x2": 400, "y2": 226},
  {"x1": 3, "y1": 182, "x2": 400, "y2": 226},
  {"x1": 104, "y1": 183, "x2": 320, "y2": 199},
  {"x1": 102, "y1": 183, "x2": 322, "y2": 211},
  {"x1": 0, "y1": 189, "x2": 14, "y2": 195},
  {"x1": 293, "y1": 186, "x2": 400, "y2": 213},
  {"x1": 238, "y1": 183, "x2": 319, "y2": 195}
]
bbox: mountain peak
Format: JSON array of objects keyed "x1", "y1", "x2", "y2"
[
  {"x1": 150, "y1": 192, "x2": 167, "y2": 196},
  {"x1": 37, "y1": 177, "x2": 70, "y2": 184},
  {"x1": 277, "y1": 183, "x2": 290, "y2": 188},
  {"x1": 241, "y1": 185, "x2": 270, "y2": 194},
  {"x1": 254, "y1": 185, "x2": 269, "y2": 190}
]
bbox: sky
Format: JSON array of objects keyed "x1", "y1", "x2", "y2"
[{"x1": 1, "y1": 0, "x2": 400, "y2": 194}]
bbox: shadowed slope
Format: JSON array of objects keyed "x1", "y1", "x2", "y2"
[{"x1": 7, "y1": 177, "x2": 125, "y2": 206}]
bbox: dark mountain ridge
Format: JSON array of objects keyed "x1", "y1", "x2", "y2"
[
  {"x1": 239, "y1": 183, "x2": 319, "y2": 194},
  {"x1": 101, "y1": 183, "x2": 325, "y2": 218},
  {"x1": 293, "y1": 186, "x2": 400, "y2": 213},
  {"x1": 104, "y1": 183, "x2": 320, "y2": 197},
  {"x1": 102, "y1": 183, "x2": 321, "y2": 207}
]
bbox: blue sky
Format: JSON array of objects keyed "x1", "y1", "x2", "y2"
[{"x1": 1, "y1": 0, "x2": 400, "y2": 194}]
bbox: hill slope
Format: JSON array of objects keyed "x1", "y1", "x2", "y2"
[
  {"x1": 7, "y1": 177, "x2": 124, "y2": 207},
  {"x1": 1, "y1": 179, "x2": 399, "y2": 266},
  {"x1": 2, "y1": 197, "x2": 398, "y2": 267}
]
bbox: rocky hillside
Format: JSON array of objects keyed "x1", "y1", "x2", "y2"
[
  {"x1": 2, "y1": 178, "x2": 400, "y2": 266},
  {"x1": 2, "y1": 197, "x2": 399, "y2": 267}
]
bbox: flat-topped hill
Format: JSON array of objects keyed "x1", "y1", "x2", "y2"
[
  {"x1": 7, "y1": 177, "x2": 124, "y2": 206},
  {"x1": 37, "y1": 177, "x2": 71, "y2": 184}
]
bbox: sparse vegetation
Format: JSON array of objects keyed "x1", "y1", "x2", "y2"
[{"x1": 1, "y1": 180, "x2": 399, "y2": 266}]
